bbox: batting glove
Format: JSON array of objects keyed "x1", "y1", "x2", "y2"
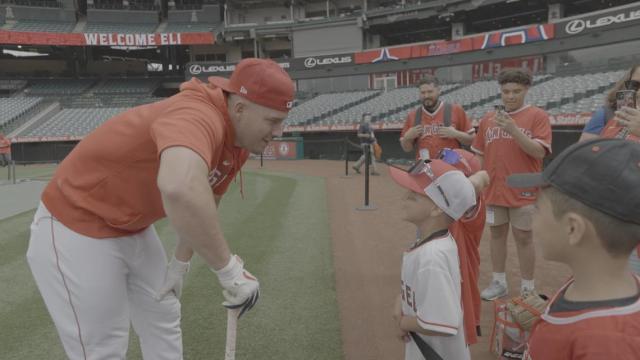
[
  {"x1": 213, "y1": 255, "x2": 260, "y2": 318},
  {"x1": 155, "y1": 256, "x2": 190, "y2": 300}
]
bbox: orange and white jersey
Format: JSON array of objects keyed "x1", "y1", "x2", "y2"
[
  {"x1": 401, "y1": 102, "x2": 474, "y2": 159},
  {"x1": 471, "y1": 105, "x2": 552, "y2": 207},
  {"x1": 401, "y1": 232, "x2": 470, "y2": 360},
  {"x1": 524, "y1": 276, "x2": 640, "y2": 360}
]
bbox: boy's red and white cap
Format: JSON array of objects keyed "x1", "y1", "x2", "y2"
[{"x1": 389, "y1": 159, "x2": 477, "y2": 220}]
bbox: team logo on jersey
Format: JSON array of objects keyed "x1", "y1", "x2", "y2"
[
  {"x1": 485, "y1": 126, "x2": 533, "y2": 144},
  {"x1": 208, "y1": 156, "x2": 235, "y2": 189},
  {"x1": 419, "y1": 124, "x2": 446, "y2": 138},
  {"x1": 401, "y1": 280, "x2": 418, "y2": 313},
  {"x1": 240, "y1": 86, "x2": 248, "y2": 94}
]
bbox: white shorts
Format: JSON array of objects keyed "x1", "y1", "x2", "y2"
[{"x1": 27, "y1": 202, "x2": 183, "y2": 360}]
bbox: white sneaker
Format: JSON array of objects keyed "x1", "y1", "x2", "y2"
[
  {"x1": 520, "y1": 288, "x2": 536, "y2": 298},
  {"x1": 481, "y1": 280, "x2": 508, "y2": 301}
]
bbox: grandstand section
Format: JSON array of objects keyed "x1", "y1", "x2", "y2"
[
  {"x1": 91, "y1": 78, "x2": 159, "y2": 95},
  {"x1": 2, "y1": 0, "x2": 640, "y2": 165},
  {"x1": 25, "y1": 79, "x2": 96, "y2": 96},
  {"x1": 84, "y1": 22, "x2": 159, "y2": 33},
  {"x1": 326, "y1": 84, "x2": 460, "y2": 126},
  {"x1": 285, "y1": 90, "x2": 380, "y2": 125},
  {"x1": 20, "y1": 107, "x2": 127, "y2": 136},
  {"x1": 0, "y1": 97, "x2": 43, "y2": 133},
  {"x1": 6, "y1": 20, "x2": 75, "y2": 32}
]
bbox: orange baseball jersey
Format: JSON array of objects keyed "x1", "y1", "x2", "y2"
[
  {"x1": 450, "y1": 195, "x2": 486, "y2": 345},
  {"x1": 42, "y1": 78, "x2": 249, "y2": 239},
  {"x1": 600, "y1": 119, "x2": 640, "y2": 143},
  {"x1": 524, "y1": 276, "x2": 640, "y2": 360},
  {"x1": 0, "y1": 133, "x2": 10, "y2": 154},
  {"x1": 471, "y1": 105, "x2": 552, "y2": 207},
  {"x1": 401, "y1": 102, "x2": 473, "y2": 159}
]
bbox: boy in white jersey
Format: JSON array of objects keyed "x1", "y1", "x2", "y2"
[{"x1": 389, "y1": 159, "x2": 477, "y2": 360}]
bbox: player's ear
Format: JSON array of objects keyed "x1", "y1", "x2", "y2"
[
  {"x1": 229, "y1": 95, "x2": 246, "y2": 117},
  {"x1": 565, "y1": 212, "x2": 587, "y2": 247}
]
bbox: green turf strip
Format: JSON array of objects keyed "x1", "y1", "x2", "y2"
[{"x1": 0, "y1": 171, "x2": 342, "y2": 360}]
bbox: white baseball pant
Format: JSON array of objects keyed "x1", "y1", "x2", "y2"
[{"x1": 27, "y1": 202, "x2": 183, "y2": 360}]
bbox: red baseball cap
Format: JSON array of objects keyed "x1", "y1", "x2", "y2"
[
  {"x1": 389, "y1": 160, "x2": 476, "y2": 220},
  {"x1": 209, "y1": 58, "x2": 294, "y2": 112}
]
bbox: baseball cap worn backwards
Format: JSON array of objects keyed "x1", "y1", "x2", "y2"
[
  {"x1": 508, "y1": 138, "x2": 640, "y2": 225},
  {"x1": 209, "y1": 58, "x2": 294, "y2": 112},
  {"x1": 389, "y1": 159, "x2": 477, "y2": 221}
]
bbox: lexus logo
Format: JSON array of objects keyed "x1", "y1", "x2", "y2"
[
  {"x1": 564, "y1": 9, "x2": 640, "y2": 35},
  {"x1": 565, "y1": 19, "x2": 586, "y2": 34},
  {"x1": 304, "y1": 57, "x2": 317, "y2": 68},
  {"x1": 189, "y1": 64, "x2": 202, "y2": 75},
  {"x1": 303, "y1": 56, "x2": 352, "y2": 68}
]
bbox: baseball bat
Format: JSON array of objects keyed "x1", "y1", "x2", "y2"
[{"x1": 224, "y1": 308, "x2": 241, "y2": 360}]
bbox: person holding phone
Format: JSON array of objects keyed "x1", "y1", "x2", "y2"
[
  {"x1": 596, "y1": 65, "x2": 640, "y2": 275},
  {"x1": 471, "y1": 68, "x2": 552, "y2": 300},
  {"x1": 601, "y1": 66, "x2": 640, "y2": 141},
  {"x1": 580, "y1": 64, "x2": 640, "y2": 142}
]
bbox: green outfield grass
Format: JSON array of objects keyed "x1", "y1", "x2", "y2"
[
  {"x1": 8, "y1": 163, "x2": 58, "y2": 182},
  {"x1": 0, "y1": 171, "x2": 343, "y2": 359}
]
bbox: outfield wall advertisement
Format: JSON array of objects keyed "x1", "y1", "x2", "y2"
[{"x1": 555, "y1": 3, "x2": 640, "y2": 38}]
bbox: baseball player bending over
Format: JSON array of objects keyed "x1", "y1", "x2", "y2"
[{"x1": 26, "y1": 58, "x2": 294, "y2": 360}]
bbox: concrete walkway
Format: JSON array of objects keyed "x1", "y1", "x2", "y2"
[{"x1": 0, "y1": 180, "x2": 47, "y2": 220}]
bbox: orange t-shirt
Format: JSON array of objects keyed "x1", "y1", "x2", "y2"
[
  {"x1": 401, "y1": 102, "x2": 473, "y2": 159},
  {"x1": 42, "y1": 78, "x2": 249, "y2": 238},
  {"x1": 600, "y1": 119, "x2": 640, "y2": 143},
  {"x1": 0, "y1": 134, "x2": 10, "y2": 154},
  {"x1": 471, "y1": 105, "x2": 552, "y2": 207},
  {"x1": 524, "y1": 276, "x2": 640, "y2": 360},
  {"x1": 450, "y1": 195, "x2": 486, "y2": 345}
]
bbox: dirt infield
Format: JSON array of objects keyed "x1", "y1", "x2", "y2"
[{"x1": 244, "y1": 159, "x2": 571, "y2": 360}]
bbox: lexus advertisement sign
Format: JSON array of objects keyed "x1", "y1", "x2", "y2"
[
  {"x1": 556, "y1": 3, "x2": 640, "y2": 38},
  {"x1": 186, "y1": 60, "x2": 291, "y2": 78},
  {"x1": 290, "y1": 53, "x2": 354, "y2": 71}
]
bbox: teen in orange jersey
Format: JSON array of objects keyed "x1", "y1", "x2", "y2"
[{"x1": 472, "y1": 68, "x2": 552, "y2": 300}]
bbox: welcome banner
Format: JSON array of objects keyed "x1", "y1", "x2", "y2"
[{"x1": 0, "y1": 30, "x2": 215, "y2": 46}]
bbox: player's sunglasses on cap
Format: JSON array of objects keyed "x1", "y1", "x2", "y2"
[
  {"x1": 436, "y1": 148, "x2": 480, "y2": 177},
  {"x1": 388, "y1": 159, "x2": 477, "y2": 221},
  {"x1": 389, "y1": 160, "x2": 451, "y2": 207},
  {"x1": 438, "y1": 148, "x2": 463, "y2": 166}
]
